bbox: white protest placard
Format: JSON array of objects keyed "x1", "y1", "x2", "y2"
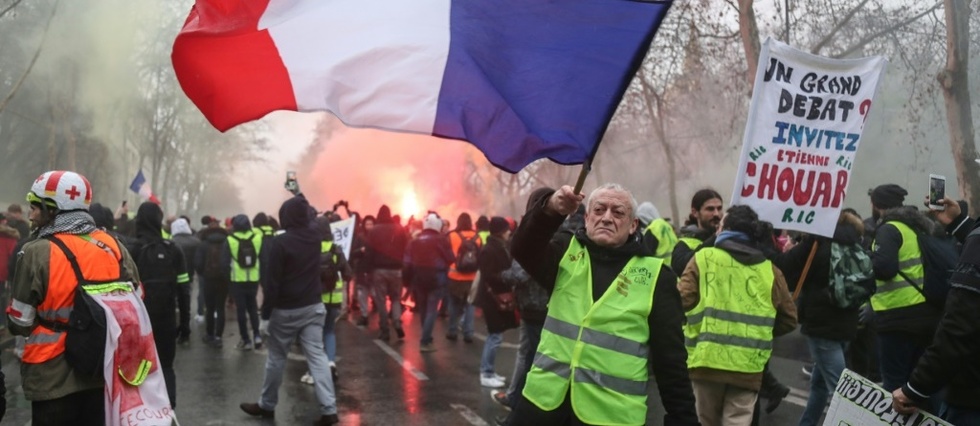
[
  {"x1": 824, "y1": 369, "x2": 950, "y2": 426},
  {"x1": 330, "y1": 216, "x2": 356, "y2": 260},
  {"x1": 732, "y1": 37, "x2": 887, "y2": 237}
]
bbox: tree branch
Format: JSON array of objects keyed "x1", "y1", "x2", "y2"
[
  {"x1": 0, "y1": 0, "x2": 58, "y2": 115},
  {"x1": 810, "y1": 0, "x2": 872, "y2": 54},
  {"x1": 832, "y1": 1, "x2": 942, "y2": 59},
  {"x1": 0, "y1": 0, "x2": 25, "y2": 20}
]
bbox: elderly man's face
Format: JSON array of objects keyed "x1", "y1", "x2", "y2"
[{"x1": 585, "y1": 189, "x2": 637, "y2": 248}]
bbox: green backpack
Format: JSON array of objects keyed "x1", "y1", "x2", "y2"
[{"x1": 828, "y1": 242, "x2": 874, "y2": 309}]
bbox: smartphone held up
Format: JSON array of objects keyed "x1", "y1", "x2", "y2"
[
  {"x1": 285, "y1": 171, "x2": 300, "y2": 195},
  {"x1": 928, "y1": 174, "x2": 946, "y2": 211}
]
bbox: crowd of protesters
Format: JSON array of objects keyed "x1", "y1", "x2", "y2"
[{"x1": 1, "y1": 169, "x2": 978, "y2": 426}]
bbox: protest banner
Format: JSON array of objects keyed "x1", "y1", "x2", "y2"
[
  {"x1": 824, "y1": 369, "x2": 950, "y2": 426},
  {"x1": 731, "y1": 38, "x2": 887, "y2": 237},
  {"x1": 330, "y1": 217, "x2": 356, "y2": 260}
]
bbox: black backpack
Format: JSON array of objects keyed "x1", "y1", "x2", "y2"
[
  {"x1": 455, "y1": 232, "x2": 481, "y2": 273},
  {"x1": 898, "y1": 232, "x2": 957, "y2": 309},
  {"x1": 39, "y1": 235, "x2": 133, "y2": 379},
  {"x1": 202, "y1": 238, "x2": 226, "y2": 280},
  {"x1": 133, "y1": 240, "x2": 179, "y2": 316},
  {"x1": 233, "y1": 233, "x2": 258, "y2": 268}
]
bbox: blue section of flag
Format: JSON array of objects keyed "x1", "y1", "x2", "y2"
[
  {"x1": 433, "y1": 0, "x2": 672, "y2": 173},
  {"x1": 129, "y1": 170, "x2": 146, "y2": 194}
]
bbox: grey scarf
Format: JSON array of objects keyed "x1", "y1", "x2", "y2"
[{"x1": 37, "y1": 210, "x2": 98, "y2": 238}]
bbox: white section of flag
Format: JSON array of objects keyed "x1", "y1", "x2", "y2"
[{"x1": 260, "y1": 0, "x2": 452, "y2": 133}]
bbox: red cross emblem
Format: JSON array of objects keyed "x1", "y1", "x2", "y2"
[{"x1": 64, "y1": 185, "x2": 82, "y2": 200}]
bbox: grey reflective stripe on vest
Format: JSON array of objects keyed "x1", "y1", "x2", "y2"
[
  {"x1": 686, "y1": 307, "x2": 775, "y2": 328},
  {"x1": 534, "y1": 352, "x2": 647, "y2": 396},
  {"x1": 685, "y1": 332, "x2": 773, "y2": 350},
  {"x1": 38, "y1": 307, "x2": 72, "y2": 322},
  {"x1": 543, "y1": 316, "x2": 649, "y2": 359},
  {"x1": 27, "y1": 331, "x2": 64, "y2": 344},
  {"x1": 878, "y1": 277, "x2": 923, "y2": 293},
  {"x1": 574, "y1": 367, "x2": 647, "y2": 396},
  {"x1": 898, "y1": 258, "x2": 923, "y2": 270}
]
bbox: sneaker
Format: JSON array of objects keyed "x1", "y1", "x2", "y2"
[
  {"x1": 213, "y1": 337, "x2": 224, "y2": 348},
  {"x1": 300, "y1": 372, "x2": 314, "y2": 385},
  {"x1": 446, "y1": 334, "x2": 458, "y2": 341},
  {"x1": 491, "y1": 391, "x2": 511, "y2": 410},
  {"x1": 356, "y1": 317, "x2": 368, "y2": 327},
  {"x1": 313, "y1": 413, "x2": 340, "y2": 426},
  {"x1": 254, "y1": 335, "x2": 263, "y2": 349},
  {"x1": 236, "y1": 340, "x2": 253, "y2": 350},
  {"x1": 480, "y1": 376, "x2": 506, "y2": 388},
  {"x1": 764, "y1": 384, "x2": 790, "y2": 414},
  {"x1": 494, "y1": 414, "x2": 509, "y2": 426},
  {"x1": 463, "y1": 335, "x2": 474, "y2": 344},
  {"x1": 194, "y1": 314, "x2": 205, "y2": 325},
  {"x1": 420, "y1": 343, "x2": 437, "y2": 352},
  {"x1": 395, "y1": 327, "x2": 405, "y2": 339},
  {"x1": 492, "y1": 373, "x2": 506, "y2": 382},
  {"x1": 240, "y1": 402, "x2": 274, "y2": 418}
]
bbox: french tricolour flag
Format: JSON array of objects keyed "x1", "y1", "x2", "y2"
[
  {"x1": 129, "y1": 170, "x2": 161, "y2": 204},
  {"x1": 172, "y1": 0, "x2": 672, "y2": 172}
]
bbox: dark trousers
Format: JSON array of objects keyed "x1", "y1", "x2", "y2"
[
  {"x1": 509, "y1": 392, "x2": 589, "y2": 426},
  {"x1": 231, "y1": 281, "x2": 260, "y2": 342},
  {"x1": 847, "y1": 324, "x2": 881, "y2": 381},
  {"x1": 203, "y1": 276, "x2": 229, "y2": 338},
  {"x1": 150, "y1": 313, "x2": 177, "y2": 409},
  {"x1": 877, "y1": 331, "x2": 929, "y2": 392},
  {"x1": 32, "y1": 388, "x2": 103, "y2": 426}
]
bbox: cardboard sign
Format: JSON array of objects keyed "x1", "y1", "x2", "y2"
[
  {"x1": 330, "y1": 216, "x2": 356, "y2": 260},
  {"x1": 732, "y1": 38, "x2": 887, "y2": 237},
  {"x1": 824, "y1": 369, "x2": 950, "y2": 426}
]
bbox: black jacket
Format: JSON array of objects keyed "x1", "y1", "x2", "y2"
[
  {"x1": 871, "y1": 206, "x2": 941, "y2": 335},
  {"x1": 171, "y1": 233, "x2": 201, "y2": 281},
  {"x1": 772, "y1": 214, "x2": 867, "y2": 342},
  {"x1": 511, "y1": 191, "x2": 699, "y2": 426},
  {"x1": 195, "y1": 226, "x2": 229, "y2": 279},
  {"x1": 126, "y1": 203, "x2": 191, "y2": 332},
  {"x1": 903, "y1": 215, "x2": 980, "y2": 411},
  {"x1": 403, "y1": 229, "x2": 454, "y2": 290},
  {"x1": 260, "y1": 195, "x2": 322, "y2": 319},
  {"x1": 365, "y1": 206, "x2": 408, "y2": 270},
  {"x1": 477, "y1": 235, "x2": 518, "y2": 334}
]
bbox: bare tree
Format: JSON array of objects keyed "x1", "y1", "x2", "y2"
[{"x1": 938, "y1": 0, "x2": 979, "y2": 214}]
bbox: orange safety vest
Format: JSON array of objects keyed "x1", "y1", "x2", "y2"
[
  {"x1": 23, "y1": 231, "x2": 123, "y2": 364},
  {"x1": 447, "y1": 230, "x2": 481, "y2": 281}
]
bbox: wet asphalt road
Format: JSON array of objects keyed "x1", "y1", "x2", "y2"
[{"x1": 1, "y1": 302, "x2": 820, "y2": 426}]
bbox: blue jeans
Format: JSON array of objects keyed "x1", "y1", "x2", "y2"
[
  {"x1": 231, "y1": 282, "x2": 260, "y2": 342},
  {"x1": 946, "y1": 406, "x2": 980, "y2": 424},
  {"x1": 800, "y1": 336, "x2": 848, "y2": 426},
  {"x1": 259, "y1": 304, "x2": 336, "y2": 415},
  {"x1": 323, "y1": 304, "x2": 342, "y2": 362},
  {"x1": 481, "y1": 332, "x2": 504, "y2": 376},
  {"x1": 421, "y1": 277, "x2": 448, "y2": 345},
  {"x1": 506, "y1": 320, "x2": 543, "y2": 407},
  {"x1": 448, "y1": 289, "x2": 474, "y2": 338}
]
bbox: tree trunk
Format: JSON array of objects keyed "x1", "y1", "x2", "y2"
[
  {"x1": 738, "y1": 0, "x2": 762, "y2": 90},
  {"x1": 938, "y1": 0, "x2": 980, "y2": 216}
]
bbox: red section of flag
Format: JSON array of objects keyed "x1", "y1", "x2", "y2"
[{"x1": 171, "y1": 0, "x2": 297, "y2": 132}]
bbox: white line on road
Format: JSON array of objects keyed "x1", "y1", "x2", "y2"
[
  {"x1": 472, "y1": 333, "x2": 519, "y2": 349},
  {"x1": 450, "y1": 403, "x2": 490, "y2": 426},
  {"x1": 785, "y1": 394, "x2": 809, "y2": 408},
  {"x1": 373, "y1": 339, "x2": 430, "y2": 381}
]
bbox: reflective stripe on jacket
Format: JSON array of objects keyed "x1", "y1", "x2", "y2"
[
  {"x1": 871, "y1": 221, "x2": 927, "y2": 312},
  {"x1": 684, "y1": 247, "x2": 776, "y2": 374},
  {"x1": 522, "y1": 238, "x2": 659, "y2": 426},
  {"x1": 228, "y1": 231, "x2": 262, "y2": 282}
]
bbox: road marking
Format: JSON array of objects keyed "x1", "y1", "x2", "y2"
[
  {"x1": 373, "y1": 339, "x2": 430, "y2": 381},
  {"x1": 785, "y1": 394, "x2": 809, "y2": 408},
  {"x1": 472, "y1": 333, "x2": 519, "y2": 349},
  {"x1": 450, "y1": 403, "x2": 490, "y2": 426}
]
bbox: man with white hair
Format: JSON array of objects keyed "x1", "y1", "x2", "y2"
[{"x1": 510, "y1": 184, "x2": 699, "y2": 426}]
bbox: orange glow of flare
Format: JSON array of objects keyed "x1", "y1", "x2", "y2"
[{"x1": 400, "y1": 189, "x2": 422, "y2": 220}]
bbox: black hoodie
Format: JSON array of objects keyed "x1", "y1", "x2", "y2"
[
  {"x1": 125, "y1": 202, "x2": 191, "y2": 331},
  {"x1": 365, "y1": 205, "x2": 408, "y2": 270},
  {"x1": 260, "y1": 195, "x2": 322, "y2": 318}
]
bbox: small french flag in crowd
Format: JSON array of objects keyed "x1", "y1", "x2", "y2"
[{"x1": 129, "y1": 170, "x2": 161, "y2": 204}]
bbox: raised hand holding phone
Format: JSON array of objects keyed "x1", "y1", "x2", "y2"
[
  {"x1": 928, "y1": 174, "x2": 946, "y2": 211},
  {"x1": 285, "y1": 171, "x2": 301, "y2": 195}
]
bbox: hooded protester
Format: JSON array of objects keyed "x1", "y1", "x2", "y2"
[
  {"x1": 125, "y1": 202, "x2": 191, "y2": 409},
  {"x1": 364, "y1": 204, "x2": 409, "y2": 341},
  {"x1": 350, "y1": 214, "x2": 375, "y2": 326},
  {"x1": 195, "y1": 215, "x2": 230, "y2": 347},
  {"x1": 447, "y1": 212, "x2": 481, "y2": 343},
  {"x1": 222, "y1": 214, "x2": 264, "y2": 350},
  {"x1": 170, "y1": 217, "x2": 204, "y2": 328},
  {"x1": 476, "y1": 217, "x2": 518, "y2": 388},
  {"x1": 636, "y1": 201, "x2": 679, "y2": 265},
  {"x1": 253, "y1": 212, "x2": 275, "y2": 238},
  {"x1": 242, "y1": 195, "x2": 340, "y2": 426}
]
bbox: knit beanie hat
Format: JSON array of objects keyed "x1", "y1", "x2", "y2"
[{"x1": 870, "y1": 184, "x2": 908, "y2": 209}]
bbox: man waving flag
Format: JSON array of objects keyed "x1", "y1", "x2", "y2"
[{"x1": 171, "y1": 0, "x2": 673, "y2": 172}]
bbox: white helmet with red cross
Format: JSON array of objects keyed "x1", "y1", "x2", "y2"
[{"x1": 27, "y1": 170, "x2": 93, "y2": 211}]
